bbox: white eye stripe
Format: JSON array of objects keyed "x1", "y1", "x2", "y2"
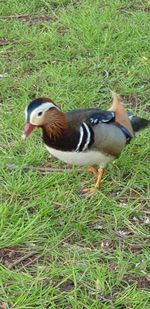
[
  {"x1": 29, "y1": 102, "x2": 57, "y2": 124},
  {"x1": 43, "y1": 102, "x2": 60, "y2": 111},
  {"x1": 34, "y1": 102, "x2": 56, "y2": 113}
]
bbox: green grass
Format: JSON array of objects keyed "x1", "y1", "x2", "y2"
[{"x1": 0, "y1": 0, "x2": 150, "y2": 308}]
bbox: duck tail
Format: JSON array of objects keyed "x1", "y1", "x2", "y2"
[
  {"x1": 109, "y1": 91, "x2": 149, "y2": 133},
  {"x1": 129, "y1": 114, "x2": 150, "y2": 132}
]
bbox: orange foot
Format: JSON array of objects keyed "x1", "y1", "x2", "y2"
[
  {"x1": 81, "y1": 168, "x2": 105, "y2": 197},
  {"x1": 80, "y1": 187, "x2": 97, "y2": 197}
]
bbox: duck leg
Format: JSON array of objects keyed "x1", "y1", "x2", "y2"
[
  {"x1": 81, "y1": 167, "x2": 105, "y2": 196},
  {"x1": 95, "y1": 167, "x2": 105, "y2": 189},
  {"x1": 86, "y1": 165, "x2": 98, "y2": 176}
]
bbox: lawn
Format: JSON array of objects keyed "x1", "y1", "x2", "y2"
[{"x1": 0, "y1": 0, "x2": 150, "y2": 308}]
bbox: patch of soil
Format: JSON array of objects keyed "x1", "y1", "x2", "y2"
[
  {"x1": 122, "y1": 95, "x2": 140, "y2": 109},
  {"x1": 129, "y1": 243, "x2": 144, "y2": 253},
  {"x1": 51, "y1": 0, "x2": 81, "y2": 10},
  {"x1": 58, "y1": 278, "x2": 74, "y2": 292},
  {"x1": 41, "y1": 276, "x2": 74, "y2": 292},
  {"x1": 0, "y1": 247, "x2": 37, "y2": 269},
  {"x1": 111, "y1": 185, "x2": 149, "y2": 208},
  {"x1": 118, "y1": 5, "x2": 150, "y2": 13},
  {"x1": 6, "y1": 162, "x2": 72, "y2": 174},
  {"x1": 0, "y1": 14, "x2": 53, "y2": 25},
  {"x1": 0, "y1": 39, "x2": 20, "y2": 46},
  {"x1": 0, "y1": 0, "x2": 81, "y2": 26},
  {"x1": 123, "y1": 95, "x2": 150, "y2": 114},
  {"x1": 124, "y1": 274, "x2": 150, "y2": 289}
]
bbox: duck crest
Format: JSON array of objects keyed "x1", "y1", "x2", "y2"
[{"x1": 109, "y1": 93, "x2": 134, "y2": 137}]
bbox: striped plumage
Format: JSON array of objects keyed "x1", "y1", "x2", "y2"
[
  {"x1": 22, "y1": 94, "x2": 150, "y2": 195},
  {"x1": 75, "y1": 122, "x2": 94, "y2": 152}
]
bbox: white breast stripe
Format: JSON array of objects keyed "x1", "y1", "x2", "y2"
[
  {"x1": 76, "y1": 125, "x2": 84, "y2": 152},
  {"x1": 82, "y1": 122, "x2": 91, "y2": 151}
]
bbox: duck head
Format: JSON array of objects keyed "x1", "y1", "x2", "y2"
[{"x1": 22, "y1": 97, "x2": 62, "y2": 139}]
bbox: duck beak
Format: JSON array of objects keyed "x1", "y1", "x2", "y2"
[{"x1": 22, "y1": 123, "x2": 36, "y2": 139}]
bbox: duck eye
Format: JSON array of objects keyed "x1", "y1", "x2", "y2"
[{"x1": 38, "y1": 111, "x2": 43, "y2": 117}]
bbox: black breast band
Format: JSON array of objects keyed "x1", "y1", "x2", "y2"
[{"x1": 116, "y1": 123, "x2": 133, "y2": 144}]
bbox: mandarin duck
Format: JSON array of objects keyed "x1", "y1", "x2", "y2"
[{"x1": 22, "y1": 94, "x2": 150, "y2": 195}]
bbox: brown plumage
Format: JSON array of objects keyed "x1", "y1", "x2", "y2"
[
  {"x1": 108, "y1": 93, "x2": 134, "y2": 137},
  {"x1": 43, "y1": 109, "x2": 67, "y2": 140}
]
